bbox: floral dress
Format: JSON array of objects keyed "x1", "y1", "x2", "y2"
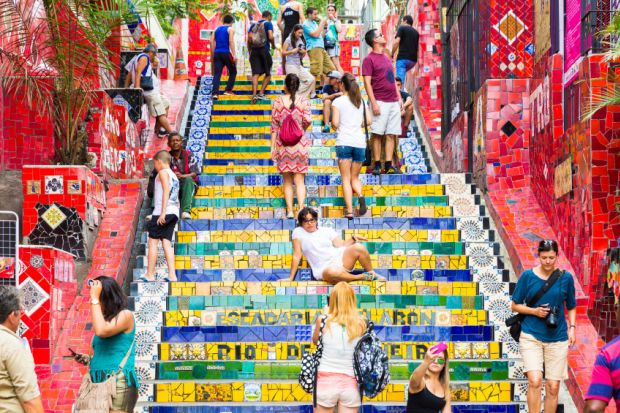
[{"x1": 270, "y1": 95, "x2": 312, "y2": 173}]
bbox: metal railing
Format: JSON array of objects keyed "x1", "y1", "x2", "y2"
[{"x1": 0, "y1": 211, "x2": 19, "y2": 287}]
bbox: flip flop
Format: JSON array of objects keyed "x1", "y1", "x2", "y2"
[
  {"x1": 139, "y1": 275, "x2": 152, "y2": 282},
  {"x1": 357, "y1": 196, "x2": 368, "y2": 216}
]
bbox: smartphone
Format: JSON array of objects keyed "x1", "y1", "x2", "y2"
[
  {"x1": 429, "y1": 342, "x2": 447, "y2": 354},
  {"x1": 87, "y1": 279, "x2": 95, "y2": 287}
]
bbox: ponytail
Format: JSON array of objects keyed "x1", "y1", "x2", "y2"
[
  {"x1": 342, "y1": 73, "x2": 361, "y2": 108},
  {"x1": 285, "y1": 73, "x2": 300, "y2": 109}
]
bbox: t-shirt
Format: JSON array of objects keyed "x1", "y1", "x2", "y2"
[
  {"x1": 284, "y1": 37, "x2": 305, "y2": 66},
  {"x1": 362, "y1": 52, "x2": 399, "y2": 103},
  {"x1": 332, "y1": 95, "x2": 366, "y2": 148},
  {"x1": 248, "y1": 20, "x2": 274, "y2": 51},
  {"x1": 400, "y1": 90, "x2": 411, "y2": 102},
  {"x1": 511, "y1": 269, "x2": 577, "y2": 342},
  {"x1": 303, "y1": 20, "x2": 324, "y2": 50},
  {"x1": 585, "y1": 335, "x2": 620, "y2": 405},
  {"x1": 0, "y1": 325, "x2": 40, "y2": 413},
  {"x1": 291, "y1": 226, "x2": 340, "y2": 278},
  {"x1": 395, "y1": 25, "x2": 420, "y2": 62},
  {"x1": 326, "y1": 20, "x2": 339, "y2": 44},
  {"x1": 322, "y1": 84, "x2": 340, "y2": 97}
]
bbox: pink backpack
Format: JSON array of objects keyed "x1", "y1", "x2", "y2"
[{"x1": 279, "y1": 111, "x2": 304, "y2": 146}]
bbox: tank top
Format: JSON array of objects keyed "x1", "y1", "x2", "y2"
[
  {"x1": 153, "y1": 168, "x2": 180, "y2": 217},
  {"x1": 282, "y1": 5, "x2": 300, "y2": 38},
  {"x1": 214, "y1": 26, "x2": 231, "y2": 54},
  {"x1": 317, "y1": 321, "x2": 361, "y2": 377},
  {"x1": 406, "y1": 386, "x2": 447, "y2": 413},
  {"x1": 89, "y1": 318, "x2": 139, "y2": 387}
]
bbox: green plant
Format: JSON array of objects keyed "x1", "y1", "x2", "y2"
[
  {"x1": 207, "y1": 1, "x2": 257, "y2": 22},
  {"x1": 143, "y1": 0, "x2": 211, "y2": 37},
  {"x1": 0, "y1": 0, "x2": 139, "y2": 164},
  {"x1": 582, "y1": 11, "x2": 620, "y2": 120}
]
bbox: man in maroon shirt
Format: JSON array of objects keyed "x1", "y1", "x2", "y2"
[{"x1": 362, "y1": 28, "x2": 403, "y2": 175}]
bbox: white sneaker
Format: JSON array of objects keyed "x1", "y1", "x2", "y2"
[{"x1": 182, "y1": 212, "x2": 192, "y2": 220}]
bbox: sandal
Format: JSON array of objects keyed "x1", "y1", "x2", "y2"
[
  {"x1": 362, "y1": 271, "x2": 383, "y2": 281},
  {"x1": 357, "y1": 196, "x2": 368, "y2": 216},
  {"x1": 139, "y1": 275, "x2": 153, "y2": 282},
  {"x1": 286, "y1": 213, "x2": 295, "y2": 219},
  {"x1": 344, "y1": 210, "x2": 354, "y2": 220}
]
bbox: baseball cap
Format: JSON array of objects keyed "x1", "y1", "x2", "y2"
[{"x1": 327, "y1": 71, "x2": 342, "y2": 80}]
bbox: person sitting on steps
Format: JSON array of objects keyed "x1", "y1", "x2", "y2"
[
  {"x1": 167, "y1": 132, "x2": 200, "y2": 220},
  {"x1": 289, "y1": 207, "x2": 383, "y2": 283}
]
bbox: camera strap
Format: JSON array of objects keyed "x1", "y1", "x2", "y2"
[{"x1": 525, "y1": 269, "x2": 564, "y2": 308}]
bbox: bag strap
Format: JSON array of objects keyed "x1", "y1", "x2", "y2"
[
  {"x1": 525, "y1": 269, "x2": 564, "y2": 308},
  {"x1": 118, "y1": 326, "x2": 136, "y2": 371},
  {"x1": 315, "y1": 315, "x2": 327, "y2": 358},
  {"x1": 362, "y1": 101, "x2": 369, "y2": 145}
]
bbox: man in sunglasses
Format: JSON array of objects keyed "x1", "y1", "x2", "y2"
[
  {"x1": 362, "y1": 28, "x2": 403, "y2": 175},
  {"x1": 0, "y1": 286, "x2": 44, "y2": 413}
]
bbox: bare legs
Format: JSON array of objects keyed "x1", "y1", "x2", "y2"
[
  {"x1": 146, "y1": 237, "x2": 177, "y2": 281},
  {"x1": 315, "y1": 405, "x2": 358, "y2": 413},
  {"x1": 156, "y1": 114, "x2": 173, "y2": 134},
  {"x1": 371, "y1": 134, "x2": 396, "y2": 169},
  {"x1": 338, "y1": 159, "x2": 363, "y2": 214},
  {"x1": 526, "y1": 372, "x2": 559, "y2": 413},
  {"x1": 282, "y1": 172, "x2": 306, "y2": 216},
  {"x1": 321, "y1": 244, "x2": 380, "y2": 284},
  {"x1": 330, "y1": 55, "x2": 344, "y2": 74}
]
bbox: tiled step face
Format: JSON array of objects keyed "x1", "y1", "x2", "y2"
[{"x1": 132, "y1": 76, "x2": 523, "y2": 411}]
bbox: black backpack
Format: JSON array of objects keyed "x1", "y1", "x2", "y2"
[
  {"x1": 146, "y1": 170, "x2": 157, "y2": 198},
  {"x1": 353, "y1": 322, "x2": 390, "y2": 399}
]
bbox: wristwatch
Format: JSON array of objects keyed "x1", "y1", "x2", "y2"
[{"x1": 91, "y1": 299, "x2": 100, "y2": 305}]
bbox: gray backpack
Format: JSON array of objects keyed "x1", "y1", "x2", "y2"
[{"x1": 250, "y1": 21, "x2": 267, "y2": 49}]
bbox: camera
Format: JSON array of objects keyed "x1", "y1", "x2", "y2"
[
  {"x1": 546, "y1": 305, "x2": 559, "y2": 329},
  {"x1": 87, "y1": 279, "x2": 95, "y2": 287}
]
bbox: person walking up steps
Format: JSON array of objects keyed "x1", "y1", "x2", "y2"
[
  {"x1": 282, "y1": 24, "x2": 315, "y2": 98},
  {"x1": 270, "y1": 74, "x2": 313, "y2": 218},
  {"x1": 313, "y1": 282, "x2": 366, "y2": 412},
  {"x1": 304, "y1": 7, "x2": 336, "y2": 88},
  {"x1": 210, "y1": 14, "x2": 237, "y2": 100},
  {"x1": 392, "y1": 15, "x2": 420, "y2": 86},
  {"x1": 363, "y1": 28, "x2": 403, "y2": 175},
  {"x1": 277, "y1": 0, "x2": 305, "y2": 73},
  {"x1": 290, "y1": 207, "x2": 383, "y2": 283},
  {"x1": 248, "y1": 11, "x2": 275, "y2": 102},
  {"x1": 331, "y1": 73, "x2": 372, "y2": 219},
  {"x1": 142, "y1": 150, "x2": 180, "y2": 282}
]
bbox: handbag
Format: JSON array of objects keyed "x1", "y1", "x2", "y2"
[
  {"x1": 74, "y1": 337, "x2": 135, "y2": 412},
  {"x1": 279, "y1": 106, "x2": 305, "y2": 147},
  {"x1": 362, "y1": 100, "x2": 372, "y2": 166},
  {"x1": 325, "y1": 37, "x2": 337, "y2": 49},
  {"x1": 505, "y1": 269, "x2": 564, "y2": 342},
  {"x1": 299, "y1": 315, "x2": 327, "y2": 407},
  {"x1": 139, "y1": 54, "x2": 154, "y2": 92}
]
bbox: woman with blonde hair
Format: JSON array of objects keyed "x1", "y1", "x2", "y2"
[
  {"x1": 312, "y1": 282, "x2": 366, "y2": 412},
  {"x1": 407, "y1": 345, "x2": 451, "y2": 412}
]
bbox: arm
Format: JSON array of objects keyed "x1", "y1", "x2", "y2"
[
  {"x1": 134, "y1": 56, "x2": 148, "y2": 89},
  {"x1": 331, "y1": 104, "x2": 340, "y2": 129},
  {"x1": 511, "y1": 302, "x2": 550, "y2": 318},
  {"x1": 309, "y1": 19, "x2": 327, "y2": 38},
  {"x1": 277, "y1": 7, "x2": 284, "y2": 32},
  {"x1": 332, "y1": 234, "x2": 366, "y2": 248},
  {"x1": 290, "y1": 239, "x2": 303, "y2": 280},
  {"x1": 404, "y1": 96, "x2": 413, "y2": 109},
  {"x1": 441, "y1": 398, "x2": 451, "y2": 413},
  {"x1": 392, "y1": 36, "x2": 400, "y2": 58},
  {"x1": 311, "y1": 316, "x2": 322, "y2": 344},
  {"x1": 90, "y1": 281, "x2": 134, "y2": 337},
  {"x1": 229, "y1": 27, "x2": 236, "y2": 61},
  {"x1": 363, "y1": 102, "x2": 373, "y2": 125},
  {"x1": 583, "y1": 400, "x2": 608, "y2": 413},
  {"x1": 281, "y1": 40, "x2": 298, "y2": 56},
  {"x1": 301, "y1": 98, "x2": 312, "y2": 130},
  {"x1": 156, "y1": 170, "x2": 170, "y2": 225},
  {"x1": 567, "y1": 307, "x2": 577, "y2": 345},
  {"x1": 363, "y1": 75, "x2": 381, "y2": 116},
  {"x1": 267, "y1": 26, "x2": 275, "y2": 49},
  {"x1": 298, "y1": 4, "x2": 305, "y2": 23},
  {"x1": 335, "y1": 18, "x2": 343, "y2": 33},
  {"x1": 21, "y1": 397, "x2": 44, "y2": 413},
  {"x1": 409, "y1": 347, "x2": 441, "y2": 393}
]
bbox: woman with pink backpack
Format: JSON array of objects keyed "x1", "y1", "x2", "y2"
[{"x1": 270, "y1": 73, "x2": 313, "y2": 219}]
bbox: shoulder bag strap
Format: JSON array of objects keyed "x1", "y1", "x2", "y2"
[
  {"x1": 118, "y1": 320, "x2": 136, "y2": 371},
  {"x1": 362, "y1": 101, "x2": 369, "y2": 146},
  {"x1": 315, "y1": 315, "x2": 327, "y2": 358},
  {"x1": 525, "y1": 269, "x2": 564, "y2": 308}
]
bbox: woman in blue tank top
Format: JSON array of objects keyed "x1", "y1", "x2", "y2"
[
  {"x1": 210, "y1": 14, "x2": 237, "y2": 100},
  {"x1": 74, "y1": 276, "x2": 138, "y2": 412}
]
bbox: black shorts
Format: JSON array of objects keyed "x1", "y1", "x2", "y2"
[
  {"x1": 249, "y1": 48, "x2": 273, "y2": 76},
  {"x1": 147, "y1": 214, "x2": 178, "y2": 241}
]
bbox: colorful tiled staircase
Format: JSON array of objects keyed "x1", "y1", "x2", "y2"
[{"x1": 130, "y1": 76, "x2": 529, "y2": 413}]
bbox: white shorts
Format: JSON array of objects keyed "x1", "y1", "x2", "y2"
[
  {"x1": 314, "y1": 247, "x2": 348, "y2": 280},
  {"x1": 371, "y1": 100, "x2": 401, "y2": 136}
]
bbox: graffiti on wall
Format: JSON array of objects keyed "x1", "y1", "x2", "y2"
[
  {"x1": 534, "y1": 0, "x2": 551, "y2": 62},
  {"x1": 554, "y1": 157, "x2": 573, "y2": 198}
]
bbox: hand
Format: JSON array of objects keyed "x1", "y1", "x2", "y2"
[
  {"x1": 89, "y1": 280, "x2": 102, "y2": 300},
  {"x1": 157, "y1": 215, "x2": 166, "y2": 225},
  {"x1": 299, "y1": 49, "x2": 307, "y2": 56},
  {"x1": 270, "y1": 142, "x2": 277, "y2": 159},
  {"x1": 372, "y1": 102, "x2": 381, "y2": 116},
  {"x1": 424, "y1": 347, "x2": 442, "y2": 364},
  {"x1": 74, "y1": 353, "x2": 91, "y2": 366},
  {"x1": 353, "y1": 234, "x2": 368, "y2": 242},
  {"x1": 174, "y1": 171, "x2": 182, "y2": 179},
  {"x1": 532, "y1": 306, "x2": 550, "y2": 319},
  {"x1": 568, "y1": 327, "x2": 576, "y2": 346},
  {"x1": 231, "y1": 55, "x2": 237, "y2": 63}
]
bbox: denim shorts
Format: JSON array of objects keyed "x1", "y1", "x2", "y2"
[{"x1": 336, "y1": 146, "x2": 366, "y2": 163}]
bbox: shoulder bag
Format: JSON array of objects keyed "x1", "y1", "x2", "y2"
[
  {"x1": 299, "y1": 315, "x2": 327, "y2": 407},
  {"x1": 505, "y1": 269, "x2": 564, "y2": 342},
  {"x1": 138, "y1": 54, "x2": 154, "y2": 92},
  {"x1": 362, "y1": 100, "x2": 372, "y2": 166},
  {"x1": 74, "y1": 336, "x2": 135, "y2": 412}
]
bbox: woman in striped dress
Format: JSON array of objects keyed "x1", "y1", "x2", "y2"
[{"x1": 270, "y1": 73, "x2": 313, "y2": 218}]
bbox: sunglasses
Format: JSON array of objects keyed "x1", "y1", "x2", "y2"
[
  {"x1": 302, "y1": 219, "x2": 317, "y2": 224},
  {"x1": 435, "y1": 357, "x2": 445, "y2": 365},
  {"x1": 541, "y1": 240, "x2": 556, "y2": 247}
]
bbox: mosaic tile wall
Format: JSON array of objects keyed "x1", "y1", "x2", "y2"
[
  {"x1": 1, "y1": 87, "x2": 55, "y2": 171},
  {"x1": 441, "y1": 112, "x2": 468, "y2": 173},
  {"x1": 86, "y1": 91, "x2": 145, "y2": 180},
  {"x1": 17, "y1": 246, "x2": 76, "y2": 365},
  {"x1": 22, "y1": 166, "x2": 106, "y2": 258}
]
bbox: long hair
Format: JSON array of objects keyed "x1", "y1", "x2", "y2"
[
  {"x1": 326, "y1": 282, "x2": 366, "y2": 341},
  {"x1": 285, "y1": 73, "x2": 300, "y2": 109},
  {"x1": 342, "y1": 73, "x2": 362, "y2": 108},
  {"x1": 427, "y1": 349, "x2": 451, "y2": 400},
  {"x1": 288, "y1": 24, "x2": 304, "y2": 48},
  {"x1": 95, "y1": 276, "x2": 128, "y2": 322}
]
